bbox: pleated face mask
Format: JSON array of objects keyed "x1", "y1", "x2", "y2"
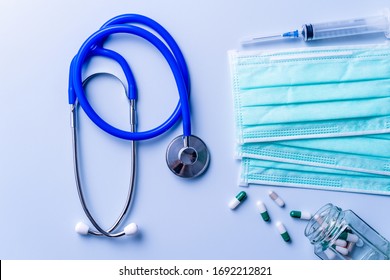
[
  {"x1": 237, "y1": 135, "x2": 390, "y2": 176},
  {"x1": 240, "y1": 158, "x2": 390, "y2": 196},
  {"x1": 229, "y1": 43, "x2": 390, "y2": 143}
]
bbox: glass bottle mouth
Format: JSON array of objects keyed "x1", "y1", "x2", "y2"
[{"x1": 305, "y1": 203, "x2": 342, "y2": 244}]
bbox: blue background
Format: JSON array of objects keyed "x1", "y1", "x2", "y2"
[{"x1": 1, "y1": 0, "x2": 390, "y2": 259}]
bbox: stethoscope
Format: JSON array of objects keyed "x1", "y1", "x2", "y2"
[{"x1": 68, "y1": 14, "x2": 210, "y2": 237}]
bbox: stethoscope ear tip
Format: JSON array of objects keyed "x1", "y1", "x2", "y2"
[
  {"x1": 75, "y1": 222, "x2": 90, "y2": 235},
  {"x1": 124, "y1": 223, "x2": 139, "y2": 236},
  {"x1": 75, "y1": 221, "x2": 139, "y2": 237}
]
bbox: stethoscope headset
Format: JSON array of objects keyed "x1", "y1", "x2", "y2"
[{"x1": 68, "y1": 14, "x2": 210, "y2": 237}]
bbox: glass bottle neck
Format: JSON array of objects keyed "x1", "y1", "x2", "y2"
[{"x1": 305, "y1": 203, "x2": 347, "y2": 245}]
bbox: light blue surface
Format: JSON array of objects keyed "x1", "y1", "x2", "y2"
[{"x1": 1, "y1": 0, "x2": 390, "y2": 260}]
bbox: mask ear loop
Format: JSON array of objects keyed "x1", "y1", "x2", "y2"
[{"x1": 72, "y1": 73, "x2": 138, "y2": 237}]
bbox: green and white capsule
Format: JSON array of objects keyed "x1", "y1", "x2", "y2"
[
  {"x1": 228, "y1": 191, "x2": 247, "y2": 209},
  {"x1": 339, "y1": 231, "x2": 359, "y2": 243},
  {"x1": 256, "y1": 201, "x2": 270, "y2": 222},
  {"x1": 276, "y1": 222, "x2": 290, "y2": 242},
  {"x1": 290, "y1": 210, "x2": 312, "y2": 220}
]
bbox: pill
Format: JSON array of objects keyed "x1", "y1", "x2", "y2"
[
  {"x1": 338, "y1": 231, "x2": 359, "y2": 243},
  {"x1": 334, "y1": 239, "x2": 347, "y2": 247},
  {"x1": 276, "y1": 221, "x2": 290, "y2": 242},
  {"x1": 323, "y1": 248, "x2": 337, "y2": 260},
  {"x1": 331, "y1": 244, "x2": 349, "y2": 255},
  {"x1": 314, "y1": 214, "x2": 328, "y2": 229},
  {"x1": 290, "y1": 210, "x2": 311, "y2": 220},
  {"x1": 256, "y1": 201, "x2": 270, "y2": 222},
  {"x1": 268, "y1": 191, "x2": 285, "y2": 207},
  {"x1": 228, "y1": 191, "x2": 247, "y2": 209},
  {"x1": 313, "y1": 214, "x2": 323, "y2": 223}
]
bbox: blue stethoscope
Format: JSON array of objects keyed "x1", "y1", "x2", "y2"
[{"x1": 68, "y1": 14, "x2": 210, "y2": 237}]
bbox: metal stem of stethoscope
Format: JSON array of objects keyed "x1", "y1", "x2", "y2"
[{"x1": 71, "y1": 75, "x2": 138, "y2": 237}]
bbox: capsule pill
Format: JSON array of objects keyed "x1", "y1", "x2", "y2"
[
  {"x1": 290, "y1": 210, "x2": 311, "y2": 220},
  {"x1": 334, "y1": 239, "x2": 347, "y2": 247},
  {"x1": 331, "y1": 244, "x2": 349, "y2": 255},
  {"x1": 339, "y1": 231, "x2": 359, "y2": 243},
  {"x1": 256, "y1": 201, "x2": 270, "y2": 222},
  {"x1": 276, "y1": 221, "x2": 290, "y2": 242},
  {"x1": 228, "y1": 191, "x2": 247, "y2": 210},
  {"x1": 268, "y1": 191, "x2": 285, "y2": 207}
]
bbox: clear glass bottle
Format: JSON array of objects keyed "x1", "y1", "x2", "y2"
[{"x1": 305, "y1": 203, "x2": 390, "y2": 260}]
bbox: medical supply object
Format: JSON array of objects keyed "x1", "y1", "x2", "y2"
[
  {"x1": 230, "y1": 43, "x2": 390, "y2": 195},
  {"x1": 69, "y1": 14, "x2": 210, "y2": 238},
  {"x1": 339, "y1": 231, "x2": 359, "y2": 242},
  {"x1": 76, "y1": 215, "x2": 138, "y2": 235},
  {"x1": 331, "y1": 244, "x2": 349, "y2": 256},
  {"x1": 237, "y1": 136, "x2": 390, "y2": 176},
  {"x1": 75, "y1": 222, "x2": 90, "y2": 235},
  {"x1": 305, "y1": 203, "x2": 390, "y2": 260},
  {"x1": 333, "y1": 239, "x2": 348, "y2": 247},
  {"x1": 256, "y1": 201, "x2": 270, "y2": 222},
  {"x1": 290, "y1": 210, "x2": 311, "y2": 220},
  {"x1": 276, "y1": 222, "x2": 290, "y2": 242},
  {"x1": 229, "y1": 191, "x2": 247, "y2": 209},
  {"x1": 268, "y1": 191, "x2": 285, "y2": 207},
  {"x1": 242, "y1": 9, "x2": 390, "y2": 45},
  {"x1": 230, "y1": 43, "x2": 390, "y2": 143},
  {"x1": 73, "y1": 73, "x2": 139, "y2": 237},
  {"x1": 240, "y1": 158, "x2": 390, "y2": 195}
]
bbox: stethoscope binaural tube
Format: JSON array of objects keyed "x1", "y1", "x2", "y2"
[
  {"x1": 69, "y1": 14, "x2": 191, "y2": 140},
  {"x1": 69, "y1": 14, "x2": 210, "y2": 238},
  {"x1": 72, "y1": 73, "x2": 137, "y2": 238}
]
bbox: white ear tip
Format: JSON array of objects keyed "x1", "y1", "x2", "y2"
[
  {"x1": 75, "y1": 222, "x2": 89, "y2": 235},
  {"x1": 124, "y1": 223, "x2": 138, "y2": 236}
]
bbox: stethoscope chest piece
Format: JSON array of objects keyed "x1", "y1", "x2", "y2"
[{"x1": 166, "y1": 135, "x2": 210, "y2": 178}]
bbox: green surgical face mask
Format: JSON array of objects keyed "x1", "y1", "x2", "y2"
[
  {"x1": 230, "y1": 43, "x2": 390, "y2": 143},
  {"x1": 237, "y1": 135, "x2": 390, "y2": 176},
  {"x1": 240, "y1": 158, "x2": 390, "y2": 195}
]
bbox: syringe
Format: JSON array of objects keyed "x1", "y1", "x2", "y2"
[{"x1": 242, "y1": 9, "x2": 390, "y2": 45}]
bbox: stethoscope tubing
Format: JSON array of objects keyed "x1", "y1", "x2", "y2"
[{"x1": 69, "y1": 14, "x2": 192, "y2": 140}]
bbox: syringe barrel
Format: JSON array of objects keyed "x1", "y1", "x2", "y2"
[{"x1": 303, "y1": 13, "x2": 390, "y2": 41}]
